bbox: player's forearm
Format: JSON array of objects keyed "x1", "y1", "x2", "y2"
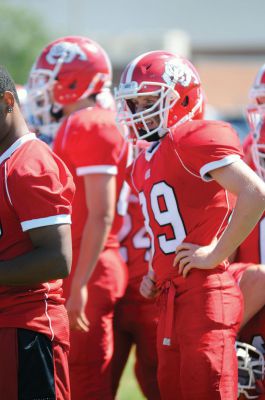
[
  {"x1": 0, "y1": 248, "x2": 71, "y2": 285},
  {"x1": 71, "y1": 215, "x2": 113, "y2": 288},
  {"x1": 212, "y1": 190, "x2": 265, "y2": 265}
]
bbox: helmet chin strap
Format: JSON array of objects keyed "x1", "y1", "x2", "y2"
[{"x1": 138, "y1": 127, "x2": 168, "y2": 142}]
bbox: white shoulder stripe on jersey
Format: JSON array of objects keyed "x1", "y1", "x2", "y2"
[
  {"x1": 125, "y1": 51, "x2": 156, "y2": 83},
  {"x1": 0, "y1": 133, "x2": 37, "y2": 165},
  {"x1": 76, "y1": 165, "x2": 118, "y2": 176},
  {"x1": 200, "y1": 155, "x2": 241, "y2": 181},
  {"x1": 170, "y1": 130, "x2": 242, "y2": 181},
  {"x1": 172, "y1": 147, "x2": 201, "y2": 179},
  {"x1": 4, "y1": 163, "x2": 13, "y2": 206},
  {"x1": 21, "y1": 214, "x2": 71, "y2": 232}
]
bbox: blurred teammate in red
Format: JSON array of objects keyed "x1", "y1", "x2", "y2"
[
  {"x1": 0, "y1": 65, "x2": 75, "y2": 400},
  {"x1": 112, "y1": 141, "x2": 160, "y2": 399},
  {"x1": 115, "y1": 50, "x2": 265, "y2": 400},
  {"x1": 231, "y1": 122, "x2": 265, "y2": 399},
  {"x1": 27, "y1": 36, "x2": 129, "y2": 399},
  {"x1": 229, "y1": 64, "x2": 265, "y2": 399},
  {"x1": 229, "y1": 63, "x2": 265, "y2": 329}
]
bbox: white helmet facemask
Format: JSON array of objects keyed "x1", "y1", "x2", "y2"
[
  {"x1": 247, "y1": 84, "x2": 265, "y2": 131},
  {"x1": 115, "y1": 80, "x2": 202, "y2": 142},
  {"x1": 27, "y1": 64, "x2": 63, "y2": 141},
  {"x1": 115, "y1": 81, "x2": 180, "y2": 141},
  {"x1": 236, "y1": 341, "x2": 265, "y2": 399}
]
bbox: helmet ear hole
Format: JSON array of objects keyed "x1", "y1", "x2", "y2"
[
  {"x1": 181, "y1": 96, "x2": 189, "y2": 107},
  {"x1": 69, "y1": 80, "x2": 77, "y2": 89}
]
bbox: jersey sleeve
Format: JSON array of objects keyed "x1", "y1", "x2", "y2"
[
  {"x1": 62, "y1": 113, "x2": 124, "y2": 176},
  {"x1": 7, "y1": 145, "x2": 75, "y2": 232},
  {"x1": 175, "y1": 121, "x2": 243, "y2": 181}
]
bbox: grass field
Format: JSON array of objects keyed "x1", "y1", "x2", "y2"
[{"x1": 116, "y1": 346, "x2": 145, "y2": 400}]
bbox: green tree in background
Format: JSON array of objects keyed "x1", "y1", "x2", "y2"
[{"x1": 0, "y1": 3, "x2": 51, "y2": 84}]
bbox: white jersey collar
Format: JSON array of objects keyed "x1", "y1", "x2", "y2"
[
  {"x1": 145, "y1": 141, "x2": 160, "y2": 161},
  {"x1": 0, "y1": 133, "x2": 37, "y2": 165}
]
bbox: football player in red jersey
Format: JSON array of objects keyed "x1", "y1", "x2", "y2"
[
  {"x1": 229, "y1": 126, "x2": 265, "y2": 331},
  {"x1": 228, "y1": 64, "x2": 265, "y2": 332},
  {"x1": 230, "y1": 93, "x2": 265, "y2": 398},
  {"x1": 231, "y1": 122, "x2": 265, "y2": 399},
  {"x1": 226, "y1": 63, "x2": 265, "y2": 331},
  {"x1": 0, "y1": 66, "x2": 75, "y2": 400},
  {"x1": 115, "y1": 50, "x2": 265, "y2": 400},
  {"x1": 111, "y1": 141, "x2": 161, "y2": 399},
  {"x1": 27, "y1": 36, "x2": 129, "y2": 399}
]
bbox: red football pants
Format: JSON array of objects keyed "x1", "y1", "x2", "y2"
[
  {"x1": 112, "y1": 283, "x2": 160, "y2": 399},
  {"x1": 228, "y1": 262, "x2": 253, "y2": 283},
  {"x1": 156, "y1": 269, "x2": 243, "y2": 400},
  {"x1": 68, "y1": 248, "x2": 128, "y2": 400}
]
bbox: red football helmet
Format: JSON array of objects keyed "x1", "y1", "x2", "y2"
[
  {"x1": 251, "y1": 120, "x2": 265, "y2": 180},
  {"x1": 193, "y1": 89, "x2": 206, "y2": 120},
  {"x1": 242, "y1": 132, "x2": 255, "y2": 170},
  {"x1": 115, "y1": 50, "x2": 203, "y2": 141},
  {"x1": 27, "y1": 35, "x2": 112, "y2": 140},
  {"x1": 247, "y1": 64, "x2": 265, "y2": 131}
]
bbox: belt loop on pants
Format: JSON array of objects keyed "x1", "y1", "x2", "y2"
[{"x1": 163, "y1": 280, "x2": 176, "y2": 346}]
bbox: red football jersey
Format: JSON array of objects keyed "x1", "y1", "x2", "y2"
[
  {"x1": 53, "y1": 105, "x2": 129, "y2": 251},
  {"x1": 234, "y1": 130, "x2": 265, "y2": 265},
  {"x1": 119, "y1": 190, "x2": 151, "y2": 283},
  {"x1": 127, "y1": 120, "x2": 243, "y2": 286},
  {"x1": 0, "y1": 133, "x2": 75, "y2": 346},
  {"x1": 235, "y1": 213, "x2": 265, "y2": 265}
]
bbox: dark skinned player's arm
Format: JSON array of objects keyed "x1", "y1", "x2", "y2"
[{"x1": 0, "y1": 223, "x2": 72, "y2": 286}]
